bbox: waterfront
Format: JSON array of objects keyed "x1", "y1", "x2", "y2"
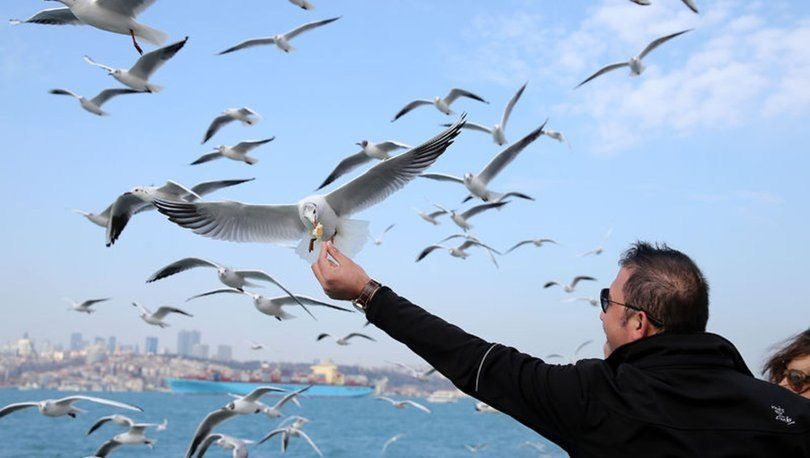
[{"x1": 0, "y1": 389, "x2": 563, "y2": 457}]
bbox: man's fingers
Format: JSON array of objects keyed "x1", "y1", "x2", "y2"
[
  {"x1": 311, "y1": 261, "x2": 326, "y2": 287},
  {"x1": 325, "y1": 241, "x2": 349, "y2": 263}
]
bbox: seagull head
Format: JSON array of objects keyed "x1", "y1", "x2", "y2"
[
  {"x1": 355, "y1": 140, "x2": 368, "y2": 148},
  {"x1": 225, "y1": 401, "x2": 236, "y2": 410},
  {"x1": 463, "y1": 172, "x2": 474, "y2": 184},
  {"x1": 302, "y1": 202, "x2": 319, "y2": 230}
]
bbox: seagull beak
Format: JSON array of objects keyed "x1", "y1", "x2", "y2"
[{"x1": 354, "y1": 142, "x2": 363, "y2": 146}]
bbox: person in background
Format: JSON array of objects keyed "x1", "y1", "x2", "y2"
[{"x1": 764, "y1": 328, "x2": 810, "y2": 399}]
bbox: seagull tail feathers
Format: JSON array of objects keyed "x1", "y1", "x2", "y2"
[
  {"x1": 146, "y1": 84, "x2": 163, "y2": 93},
  {"x1": 134, "y1": 24, "x2": 168, "y2": 46}
]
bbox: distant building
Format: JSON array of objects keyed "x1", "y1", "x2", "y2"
[
  {"x1": 16, "y1": 335, "x2": 35, "y2": 357},
  {"x1": 191, "y1": 343, "x2": 209, "y2": 360},
  {"x1": 215, "y1": 345, "x2": 232, "y2": 361},
  {"x1": 177, "y1": 330, "x2": 201, "y2": 357},
  {"x1": 94, "y1": 336, "x2": 105, "y2": 346},
  {"x1": 70, "y1": 332, "x2": 85, "y2": 352},
  {"x1": 145, "y1": 337, "x2": 158, "y2": 355},
  {"x1": 311, "y1": 359, "x2": 344, "y2": 385},
  {"x1": 107, "y1": 336, "x2": 116, "y2": 354}
]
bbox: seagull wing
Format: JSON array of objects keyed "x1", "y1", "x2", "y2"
[
  {"x1": 501, "y1": 82, "x2": 527, "y2": 130},
  {"x1": 86, "y1": 415, "x2": 118, "y2": 435},
  {"x1": 296, "y1": 429, "x2": 324, "y2": 457},
  {"x1": 443, "y1": 88, "x2": 488, "y2": 105},
  {"x1": 218, "y1": 37, "x2": 277, "y2": 55},
  {"x1": 81, "y1": 298, "x2": 111, "y2": 308},
  {"x1": 196, "y1": 433, "x2": 223, "y2": 458},
  {"x1": 316, "y1": 333, "x2": 331, "y2": 341},
  {"x1": 232, "y1": 137, "x2": 275, "y2": 154},
  {"x1": 391, "y1": 99, "x2": 432, "y2": 121},
  {"x1": 403, "y1": 400, "x2": 431, "y2": 414},
  {"x1": 258, "y1": 428, "x2": 287, "y2": 445},
  {"x1": 575, "y1": 62, "x2": 630, "y2": 88},
  {"x1": 419, "y1": 173, "x2": 464, "y2": 184},
  {"x1": 681, "y1": 0, "x2": 699, "y2": 13},
  {"x1": 190, "y1": 178, "x2": 255, "y2": 198},
  {"x1": 190, "y1": 151, "x2": 224, "y2": 165},
  {"x1": 459, "y1": 201, "x2": 508, "y2": 220},
  {"x1": 638, "y1": 29, "x2": 693, "y2": 59},
  {"x1": 325, "y1": 117, "x2": 465, "y2": 216},
  {"x1": 106, "y1": 192, "x2": 150, "y2": 247},
  {"x1": 457, "y1": 121, "x2": 494, "y2": 134},
  {"x1": 381, "y1": 223, "x2": 395, "y2": 236},
  {"x1": 427, "y1": 209, "x2": 447, "y2": 218},
  {"x1": 0, "y1": 402, "x2": 38, "y2": 418},
  {"x1": 152, "y1": 306, "x2": 193, "y2": 319},
  {"x1": 94, "y1": 439, "x2": 122, "y2": 458},
  {"x1": 272, "y1": 387, "x2": 309, "y2": 410},
  {"x1": 505, "y1": 240, "x2": 533, "y2": 253},
  {"x1": 543, "y1": 281, "x2": 560, "y2": 289},
  {"x1": 202, "y1": 114, "x2": 235, "y2": 144},
  {"x1": 238, "y1": 271, "x2": 315, "y2": 319},
  {"x1": 376, "y1": 141, "x2": 411, "y2": 152},
  {"x1": 477, "y1": 120, "x2": 547, "y2": 185},
  {"x1": 316, "y1": 151, "x2": 373, "y2": 190},
  {"x1": 242, "y1": 386, "x2": 285, "y2": 403},
  {"x1": 14, "y1": 7, "x2": 80, "y2": 25},
  {"x1": 437, "y1": 234, "x2": 473, "y2": 244},
  {"x1": 96, "y1": 0, "x2": 158, "y2": 17},
  {"x1": 270, "y1": 295, "x2": 352, "y2": 312},
  {"x1": 570, "y1": 276, "x2": 597, "y2": 287},
  {"x1": 497, "y1": 191, "x2": 535, "y2": 201},
  {"x1": 56, "y1": 396, "x2": 142, "y2": 412},
  {"x1": 186, "y1": 409, "x2": 238, "y2": 458},
  {"x1": 382, "y1": 434, "x2": 405, "y2": 454},
  {"x1": 574, "y1": 339, "x2": 593, "y2": 357},
  {"x1": 153, "y1": 199, "x2": 305, "y2": 243},
  {"x1": 416, "y1": 245, "x2": 444, "y2": 262},
  {"x1": 187, "y1": 288, "x2": 247, "y2": 302},
  {"x1": 344, "y1": 333, "x2": 375, "y2": 342},
  {"x1": 49, "y1": 88, "x2": 81, "y2": 99},
  {"x1": 129, "y1": 36, "x2": 188, "y2": 79},
  {"x1": 284, "y1": 16, "x2": 341, "y2": 40},
  {"x1": 90, "y1": 88, "x2": 142, "y2": 107},
  {"x1": 83, "y1": 55, "x2": 115, "y2": 73},
  {"x1": 146, "y1": 257, "x2": 221, "y2": 282}
]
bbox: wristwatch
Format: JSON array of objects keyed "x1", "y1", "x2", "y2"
[{"x1": 352, "y1": 279, "x2": 382, "y2": 312}]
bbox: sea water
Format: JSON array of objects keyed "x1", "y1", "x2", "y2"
[{"x1": 0, "y1": 389, "x2": 564, "y2": 457}]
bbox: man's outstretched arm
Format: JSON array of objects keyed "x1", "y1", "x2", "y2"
[{"x1": 311, "y1": 242, "x2": 586, "y2": 447}]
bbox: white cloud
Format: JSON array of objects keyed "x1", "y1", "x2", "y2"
[{"x1": 446, "y1": 1, "x2": 810, "y2": 152}]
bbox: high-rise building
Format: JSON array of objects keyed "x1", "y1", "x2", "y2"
[
  {"x1": 145, "y1": 337, "x2": 158, "y2": 355},
  {"x1": 107, "y1": 336, "x2": 117, "y2": 354},
  {"x1": 191, "y1": 343, "x2": 209, "y2": 360},
  {"x1": 70, "y1": 332, "x2": 85, "y2": 351},
  {"x1": 177, "y1": 330, "x2": 201, "y2": 357},
  {"x1": 215, "y1": 345, "x2": 232, "y2": 361}
]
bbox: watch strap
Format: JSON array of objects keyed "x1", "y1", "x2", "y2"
[{"x1": 352, "y1": 279, "x2": 382, "y2": 312}]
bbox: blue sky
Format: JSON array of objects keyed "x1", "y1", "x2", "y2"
[{"x1": 1, "y1": 0, "x2": 808, "y2": 370}]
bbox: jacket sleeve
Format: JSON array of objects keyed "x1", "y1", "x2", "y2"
[{"x1": 366, "y1": 286, "x2": 588, "y2": 447}]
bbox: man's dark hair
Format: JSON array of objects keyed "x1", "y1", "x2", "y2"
[
  {"x1": 763, "y1": 328, "x2": 810, "y2": 383},
  {"x1": 619, "y1": 241, "x2": 709, "y2": 332}
]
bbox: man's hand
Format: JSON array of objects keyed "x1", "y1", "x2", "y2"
[{"x1": 311, "y1": 241, "x2": 371, "y2": 300}]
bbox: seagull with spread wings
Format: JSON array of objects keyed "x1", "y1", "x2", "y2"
[
  {"x1": 0, "y1": 395, "x2": 141, "y2": 420},
  {"x1": 191, "y1": 137, "x2": 275, "y2": 166},
  {"x1": 393, "y1": 88, "x2": 488, "y2": 121},
  {"x1": 417, "y1": 234, "x2": 501, "y2": 267},
  {"x1": 64, "y1": 297, "x2": 111, "y2": 314},
  {"x1": 575, "y1": 29, "x2": 693, "y2": 88},
  {"x1": 316, "y1": 332, "x2": 376, "y2": 346},
  {"x1": 414, "y1": 207, "x2": 447, "y2": 225},
  {"x1": 505, "y1": 238, "x2": 557, "y2": 254},
  {"x1": 11, "y1": 0, "x2": 167, "y2": 55},
  {"x1": 84, "y1": 36, "x2": 188, "y2": 92},
  {"x1": 187, "y1": 290, "x2": 351, "y2": 321},
  {"x1": 370, "y1": 224, "x2": 396, "y2": 246},
  {"x1": 434, "y1": 202, "x2": 510, "y2": 232},
  {"x1": 543, "y1": 276, "x2": 597, "y2": 293},
  {"x1": 48, "y1": 87, "x2": 142, "y2": 115},
  {"x1": 420, "y1": 120, "x2": 547, "y2": 202},
  {"x1": 317, "y1": 140, "x2": 410, "y2": 190},
  {"x1": 442, "y1": 82, "x2": 526, "y2": 145},
  {"x1": 202, "y1": 107, "x2": 261, "y2": 144},
  {"x1": 154, "y1": 118, "x2": 466, "y2": 263},
  {"x1": 375, "y1": 396, "x2": 432, "y2": 414},
  {"x1": 196, "y1": 434, "x2": 253, "y2": 458},
  {"x1": 132, "y1": 302, "x2": 192, "y2": 327},
  {"x1": 219, "y1": 17, "x2": 341, "y2": 54},
  {"x1": 629, "y1": 0, "x2": 699, "y2": 14}
]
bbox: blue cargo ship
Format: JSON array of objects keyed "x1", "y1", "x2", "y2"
[{"x1": 165, "y1": 377, "x2": 373, "y2": 397}]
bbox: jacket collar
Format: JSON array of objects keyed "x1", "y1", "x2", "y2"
[{"x1": 605, "y1": 332, "x2": 754, "y2": 377}]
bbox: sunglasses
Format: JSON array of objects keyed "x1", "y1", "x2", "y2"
[
  {"x1": 600, "y1": 288, "x2": 665, "y2": 329},
  {"x1": 784, "y1": 368, "x2": 809, "y2": 395}
]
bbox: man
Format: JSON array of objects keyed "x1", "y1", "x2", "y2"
[{"x1": 312, "y1": 241, "x2": 810, "y2": 456}]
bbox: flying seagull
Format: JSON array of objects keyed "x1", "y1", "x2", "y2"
[
  {"x1": 543, "y1": 129, "x2": 572, "y2": 150},
  {"x1": 184, "y1": 386, "x2": 287, "y2": 457},
  {"x1": 465, "y1": 443, "x2": 489, "y2": 453},
  {"x1": 153, "y1": 117, "x2": 466, "y2": 263},
  {"x1": 196, "y1": 434, "x2": 253, "y2": 458},
  {"x1": 543, "y1": 276, "x2": 597, "y2": 293},
  {"x1": 289, "y1": 0, "x2": 315, "y2": 10},
  {"x1": 49, "y1": 87, "x2": 142, "y2": 115},
  {"x1": 247, "y1": 340, "x2": 264, "y2": 350},
  {"x1": 147, "y1": 257, "x2": 296, "y2": 293},
  {"x1": 132, "y1": 302, "x2": 192, "y2": 327},
  {"x1": 316, "y1": 332, "x2": 376, "y2": 345},
  {"x1": 393, "y1": 89, "x2": 487, "y2": 122},
  {"x1": 562, "y1": 296, "x2": 599, "y2": 307},
  {"x1": 370, "y1": 224, "x2": 395, "y2": 246},
  {"x1": 575, "y1": 29, "x2": 693, "y2": 88},
  {"x1": 382, "y1": 433, "x2": 406, "y2": 456},
  {"x1": 191, "y1": 137, "x2": 275, "y2": 165},
  {"x1": 417, "y1": 234, "x2": 500, "y2": 267},
  {"x1": 505, "y1": 238, "x2": 557, "y2": 254},
  {"x1": 83, "y1": 36, "x2": 188, "y2": 92},
  {"x1": 64, "y1": 297, "x2": 111, "y2": 314},
  {"x1": 442, "y1": 82, "x2": 526, "y2": 145},
  {"x1": 232, "y1": 385, "x2": 311, "y2": 418},
  {"x1": 375, "y1": 396, "x2": 431, "y2": 414},
  {"x1": 91, "y1": 422, "x2": 161, "y2": 457},
  {"x1": 187, "y1": 290, "x2": 352, "y2": 321},
  {"x1": 420, "y1": 120, "x2": 547, "y2": 202},
  {"x1": 11, "y1": 0, "x2": 167, "y2": 54},
  {"x1": 546, "y1": 339, "x2": 594, "y2": 363},
  {"x1": 629, "y1": 0, "x2": 699, "y2": 14},
  {"x1": 202, "y1": 107, "x2": 261, "y2": 144},
  {"x1": 258, "y1": 422, "x2": 323, "y2": 457},
  {"x1": 434, "y1": 202, "x2": 509, "y2": 232},
  {"x1": 414, "y1": 207, "x2": 447, "y2": 225},
  {"x1": 219, "y1": 17, "x2": 341, "y2": 54},
  {"x1": 76, "y1": 178, "x2": 253, "y2": 246},
  {"x1": 87, "y1": 414, "x2": 166, "y2": 435},
  {"x1": 388, "y1": 362, "x2": 437, "y2": 381},
  {"x1": 317, "y1": 140, "x2": 411, "y2": 190},
  {"x1": 581, "y1": 228, "x2": 613, "y2": 257},
  {"x1": 0, "y1": 396, "x2": 141, "y2": 420}
]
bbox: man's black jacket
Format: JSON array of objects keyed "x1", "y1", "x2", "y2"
[{"x1": 366, "y1": 287, "x2": 810, "y2": 457}]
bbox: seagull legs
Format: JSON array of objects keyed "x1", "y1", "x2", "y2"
[{"x1": 130, "y1": 29, "x2": 144, "y2": 55}]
